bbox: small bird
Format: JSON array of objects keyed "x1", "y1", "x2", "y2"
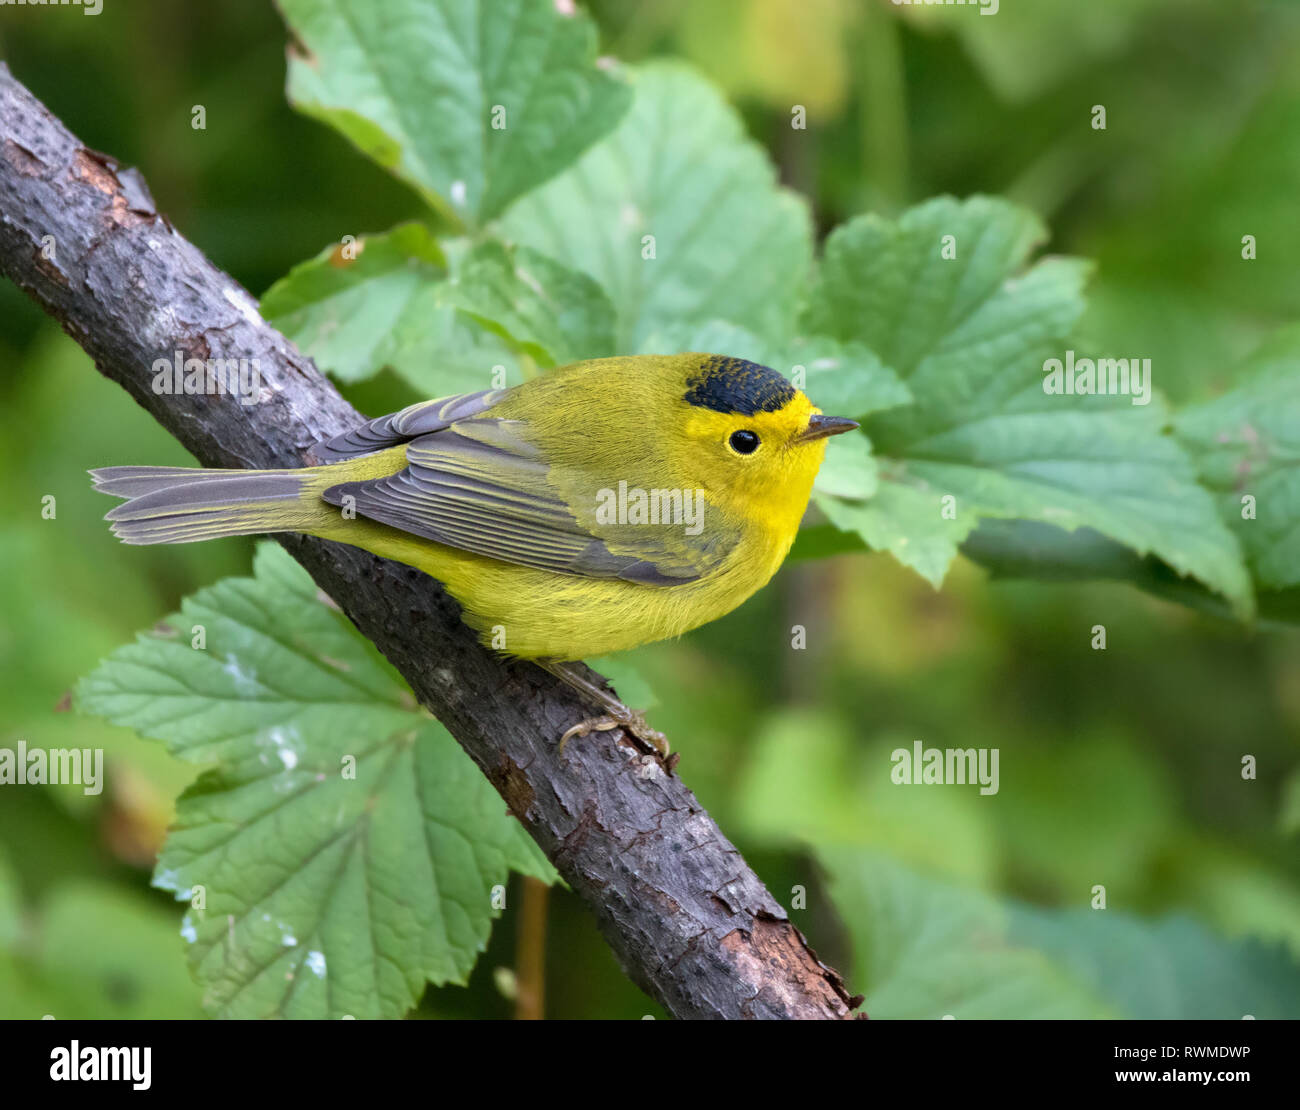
[{"x1": 93, "y1": 354, "x2": 858, "y2": 756}]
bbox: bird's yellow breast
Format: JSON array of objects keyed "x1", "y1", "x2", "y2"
[{"x1": 327, "y1": 472, "x2": 804, "y2": 660}]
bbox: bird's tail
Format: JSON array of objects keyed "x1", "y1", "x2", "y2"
[{"x1": 91, "y1": 464, "x2": 333, "y2": 545}]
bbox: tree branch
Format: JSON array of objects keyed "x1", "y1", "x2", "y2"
[{"x1": 0, "y1": 63, "x2": 856, "y2": 1019}]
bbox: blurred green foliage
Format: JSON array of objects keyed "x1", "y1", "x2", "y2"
[{"x1": 1, "y1": 0, "x2": 1298, "y2": 1019}]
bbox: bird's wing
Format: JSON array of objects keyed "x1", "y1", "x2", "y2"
[
  {"x1": 309, "y1": 390, "x2": 510, "y2": 463},
  {"x1": 320, "y1": 417, "x2": 722, "y2": 585}
]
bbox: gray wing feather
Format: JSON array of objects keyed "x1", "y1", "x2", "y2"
[
  {"x1": 309, "y1": 390, "x2": 509, "y2": 463},
  {"x1": 321, "y1": 418, "x2": 701, "y2": 586}
]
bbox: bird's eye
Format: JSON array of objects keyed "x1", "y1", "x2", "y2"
[{"x1": 728, "y1": 429, "x2": 760, "y2": 455}]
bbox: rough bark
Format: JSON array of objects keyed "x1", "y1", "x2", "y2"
[{"x1": 0, "y1": 62, "x2": 857, "y2": 1020}]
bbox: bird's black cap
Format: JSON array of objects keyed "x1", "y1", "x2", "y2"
[{"x1": 682, "y1": 355, "x2": 797, "y2": 417}]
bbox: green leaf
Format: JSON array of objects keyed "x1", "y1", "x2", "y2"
[
  {"x1": 813, "y1": 432, "x2": 878, "y2": 502},
  {"x1": 790, "y1": 337, "x2": 912, "y2": 422},
  {"x1": 820, "y1": 848, "x2": 1109, "y2": 1018},
  {"x1": 1005, "y1": 905, "x2": 1300, "y2": 1020},
  {"x1": 806, "y1": 196, "x2": 1051, "y2": 380},
  {"x1": 821, "y1": 848, "x2": 1300, "y2": 1019},
  {"x1": 501, "y1": 62, "x2": 813, "y2": 350},
  {"x1": 442, "y1": 240, "x2": 617, "y2": 366},
  {"x1": 806, "y1": 195, "x2": 1252, "y2": 612},
  {"x1": 260, "y1": 223, "x2": 447, "y2": 384},
  {"x1": 1176, "y1": 324, "x2": 1300, "y2": 589},
  {"x1": 279, "y1": 0, "x2": 631, "y2": 224},
  {"x1": 961, "y1": 518, "x2": 1247, "y2": 619},
  {"x1": 77, "y1": 544, "x2": 553, "y2": 1019},
  {"x1": 815, "y1": 478, "x2": 978, "y2": 588},
  {"x1": 261, "y1": 226, "x2": 523, "y2": 394}
]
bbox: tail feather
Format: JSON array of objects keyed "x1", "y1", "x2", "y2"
[
  {"x1": 90, "y1": 465, "x2": 250, "y2": 499},
  {"x1": 91, "y1": 465, "x2": 315, "y2": 546}
]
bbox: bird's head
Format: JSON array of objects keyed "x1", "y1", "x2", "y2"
[{"x1": 671, "y1": 353, "x2": 858, "y2": 528}]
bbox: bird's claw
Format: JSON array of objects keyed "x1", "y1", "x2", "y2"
[
  {"x1": 558, "y1": 714, "x2": 618, "y2": 753},
  {"x1": 559, "y1": 709, "x2": 671, "y2": 760}
]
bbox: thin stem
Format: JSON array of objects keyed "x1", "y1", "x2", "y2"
[
  {"x1": 857, "y1": 2, "x2": 910, "y2": 212},
  {"x1": 514, "y1": 877, "x2": 549, "y2": 1020}
]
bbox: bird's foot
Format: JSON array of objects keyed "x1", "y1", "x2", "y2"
[
  {"x1": 538, "y1": 659, "x2": 673, "y2": 766},
  {"x1": 559, "y1": 708, "x2": 670, "y2": 760}
]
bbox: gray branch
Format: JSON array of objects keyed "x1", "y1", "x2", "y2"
[{"x1": 0, "y1": 62, "x2": 857, "y2": 1020}]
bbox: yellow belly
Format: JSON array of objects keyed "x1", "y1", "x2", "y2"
[
  {"x1": 322, "y1": 514, "x2": 781, "y2": 659},
  {"x1": 304, "y1": 446, "x2": 792, "y2": 660}
]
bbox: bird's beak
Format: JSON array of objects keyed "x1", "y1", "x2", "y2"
[{"x1": 796, "y1": 414, "x2": 860, "y2": 443}]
